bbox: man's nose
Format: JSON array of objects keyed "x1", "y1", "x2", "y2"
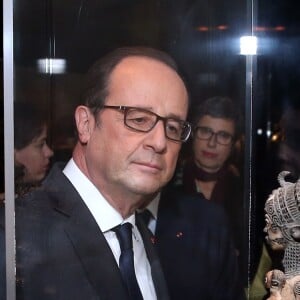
[{"x1": 144, "y1": 120, "x2": 167, "y2": 153}]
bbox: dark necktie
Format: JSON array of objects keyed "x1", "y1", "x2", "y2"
[{"x1": 114, "y1": 223, "x2": 143, "y2": 300}]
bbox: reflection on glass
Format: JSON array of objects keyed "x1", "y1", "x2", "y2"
[
  {"x1": 9, "y1": 0, "x2": 296, "y2": 298},
  {"x1": 250, "y1": 1, "x2": 300, "y2": 299},
  {"x1": 14, "y1": 102, "x2": 53, "y2": 197}
]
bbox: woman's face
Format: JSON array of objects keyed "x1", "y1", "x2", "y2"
[
  {"x1": 192, "y1": 115, "x2": 235, "y2": 173},
  {"x1": 15, "y1": 125, "x2": 54, "y2": 183}
]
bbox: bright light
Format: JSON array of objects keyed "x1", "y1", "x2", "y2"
[
  {"x1": 240, "y1": 36, "x2": 257, "y2": 55},
  {"x1": 257, "y1": 128, "x2": 263, "y2": 135},
  {"x1": 271, "y1": 133, "x2": 279, "y2": 142},
  {"x1": 37, "y1": 58, "x2": 67, "y2": 74}
]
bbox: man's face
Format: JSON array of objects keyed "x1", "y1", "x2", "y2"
[
  {"x1": 192, "y1": 115, "x2": 235, "y2": 173},
  {"x1": 14, "y1": 126, "x2": 53, "y2": 183},
  {"x1": 81, "y1": 56, "x2": 188, "y2": 200}
]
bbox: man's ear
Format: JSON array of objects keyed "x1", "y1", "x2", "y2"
[{"x1": 75, "y1": 106, "x2": 94, "y2": 143}]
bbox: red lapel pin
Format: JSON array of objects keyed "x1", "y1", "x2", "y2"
[{"x1": 176, "y1": 231, "x2": 183, "y2": 238}]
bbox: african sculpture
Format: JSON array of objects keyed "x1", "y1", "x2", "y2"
[{"x1": 264, "y1": 171, "x2": 300, "y2": 300}]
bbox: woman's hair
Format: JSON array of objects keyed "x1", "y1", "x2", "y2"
[
  {"x1": 14, "y1": 102, "x2": 48, "y2": 188},
  {"x1": 190, "y1": 96, "x2": 243, "y2": 140},
  {"x1": 14, "y1": 102, "x2": 47, "y2": 150}
]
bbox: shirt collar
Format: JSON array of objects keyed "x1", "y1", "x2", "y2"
[
  {"x1": 144, "y1": 193, "x2": 160, "y2": 220},
  {"x1": 63, "y1": 158, "x2": 135, "y2": 232}
]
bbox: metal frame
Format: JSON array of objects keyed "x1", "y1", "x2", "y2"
[{"x1": 3, "y1": 0, "x2": 16, "y2": 298}]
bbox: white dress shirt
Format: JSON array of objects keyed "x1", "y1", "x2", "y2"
[{"x1": 63, "y1": 159, "x2": 157, "y2": 300}]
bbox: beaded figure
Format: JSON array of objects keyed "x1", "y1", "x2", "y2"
[{"x1": 264, "y1": 171, "x2": 300, "y2": 299}]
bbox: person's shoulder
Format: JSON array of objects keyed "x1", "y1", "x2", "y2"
[
  {"x1": 160, "y1": 185, "x2": 228, "y2": 223},
  {"x1": 225, "y1": 164, "x2": 242, "y2": 183},
  {"x1": 15, "y1": 162, "x2": 68, "y2": 210},
  {"x1": 42, "y1": 161, "x2": 68, "y2": 185}
]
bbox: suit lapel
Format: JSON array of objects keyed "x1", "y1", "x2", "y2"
[
  {"x1": 46, "y1": 163, "x2": 169, "y2": 299},
  {"x1": 136, "y1": 214, "x2": 170, "y2": 300},
  {"x1": 155, "y1": 190, "x2": 188, "y2": 239},
  {"x1": 46, "y1": 164, "x2": 129, "y2": 299},
  {"x1": 63, "y1": 203, "x2": 129, "y2": 300}
]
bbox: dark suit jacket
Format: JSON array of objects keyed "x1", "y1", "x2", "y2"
[
  {"x1": 0, "y1": 163, "x2": 169, "y2": 300},
  {"x1": 154, "y1": 187, "x2": 246, "y2": 300}
]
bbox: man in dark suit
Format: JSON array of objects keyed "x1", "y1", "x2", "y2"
[
  {"x1": 0, "y1": 46, "x2": 192, "y2": 299},
  {"x1": 141, "y1": 186, "x2": 246, "y2": 300}
]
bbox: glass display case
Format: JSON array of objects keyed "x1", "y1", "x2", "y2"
[{"x1": 2, "y1": 0, "x2": 300, "y2": 299}]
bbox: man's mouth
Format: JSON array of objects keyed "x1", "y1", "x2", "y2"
[{"x1": 134, "y1": 161, "x2": 162, "y2": 173}]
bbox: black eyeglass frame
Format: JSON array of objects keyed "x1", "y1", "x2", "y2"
[
  {"x1": 193, "y1": 126, "x2": 234, "y2": 145},
  {"x1": 101, "y1": 105, "x2": 191, "y2": 142}
]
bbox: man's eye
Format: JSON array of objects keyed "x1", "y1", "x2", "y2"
[
  {"x1": 130, "y1": 116, "x2": 149, "y2": 124},
  {"x1": 167, "y1": 124, "x2": 180, "y2": 134}
]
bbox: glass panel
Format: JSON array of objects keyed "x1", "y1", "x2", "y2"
[
  {"x1": 2, "y1": 0, "x2": 15, "y2": 298},
  {"x1": 249, "y1": 1, "x2": 300, "y2": 299},
  {"x1": 4, "y1": 0, "x2": 252, "y2": 299}
]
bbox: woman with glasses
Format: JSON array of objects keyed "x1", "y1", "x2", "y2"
[
  {"x1": 174, "y1": 96, "x2": 245, "y2": 281},
  {"x1": 185, "y1": 97, "x2": 242, "y2": 199}
]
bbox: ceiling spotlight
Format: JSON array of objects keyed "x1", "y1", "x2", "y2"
[
  {"x1": 240, "y1": 35, "x2": 257, "y2": 55},
  {"x1": 37, "y1": 58, "x2": 67, "y2": 74}
]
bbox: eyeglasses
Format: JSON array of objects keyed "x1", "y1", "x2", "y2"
[
  {"x1": 193, "y1": 126, "x2": 234, "y2": 145},
  {"x1": 102, "y1": 105, "x2": 191, "y2": 142}
]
